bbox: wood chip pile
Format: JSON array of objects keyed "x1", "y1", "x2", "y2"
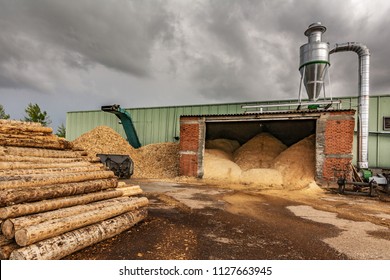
[
  {"x1": 136, "y1": 143, "x2": 179, "y2": 178},
  {"x1": 0, "y1": 120, "x2": 148, "y2": 260},
  {"x1": 204, "y1": 133, "x2": 316, "y2": 189},
  {"x1": 72, "y1": 126, "x2": 179, "y2": 178},
  {"x1": 233, "y1": 133, "x2": 287, "y2": 170}
]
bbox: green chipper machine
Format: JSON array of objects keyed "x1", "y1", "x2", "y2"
[{"x1": 97, "y1": 104, "x2": 141, "y2": 179}]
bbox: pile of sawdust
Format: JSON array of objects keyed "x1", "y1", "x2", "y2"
[
  {"x1": 203, "y1": 149, "x2": 241, "y2": 181},
  {"x1": 203, "y1": 133, "x2": 316, "y2": 189},
  {"x1": 204, "y1": 149, "x2": 234, "y2": 161},
  {"x1": 72, "y1": 126, "x2": 137, "y2": 157},
  {"x1": 205, "y1": 139, "x2": 240, "y2": 154},
  {"x1": 233, "y1": 133, "x2": 287, "y2": 170},
  {"x1": 71, "y1": 126, "x2": 179, "y2": 179},
  {"x1": 273, "y1": 134, "x2": 316, "y2": 189},
  {"x1": 135, "y1": 143, "x2": 179, "y2": 179},
  {"x1": 240, "y1": 168, "x2": 284, "y2": 186}
]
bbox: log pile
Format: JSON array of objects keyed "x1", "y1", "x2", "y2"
[{"x1": 0, "y1": 120, "x2": 148, "y2": 260}]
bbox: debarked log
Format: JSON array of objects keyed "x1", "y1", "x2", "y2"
[
  {"x1": 0, "y1": 134, "x2": 72, "y2": 150},
  {"x1": 0, "y1": 234, "x2": 12, "y2": 246},
  {"x1": 10, "y1": 209, "x2": 147, "y2": 260},
  {"x1": 117, "y1": 185, "x2": 143, "y2": 197},
  {"x1": 0, "y1": 154, "x2": 85, "y2": 163},
  {"x1": 0, "y1": 123, "x2": 53, "y2": 135},
  {"x1": 0, "y1": 178, "x2": 118, "y2": 207},
  {"x1": 0, "y1": 170, "x2": 115, "y2": 189},
  {"x1": 2, "y1": 196, "x2": 148, "y2": 239},
  {"x1": 3, "y1": 146, "x2": 86, "y2": 158},
  {"x1": 0, "y1": 160, "x2": 92, "y2": 170},
  {"x1": 0, "y1": 187, "x2": 139, "y2": 220},
  {"x1": 0, "y1": 119, "x2": 42, "y2": 126},
  {"x1": 0, "y1": 242, "x2": 20, "y2": 260},
  {"x1": 15, "y1": 197, "x2": 149, "y2": 246},
  {"x1": 0, "y1": 164, "x2": 105, "y2": 177}
]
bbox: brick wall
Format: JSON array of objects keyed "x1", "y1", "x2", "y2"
[
  {"x1": 179, "y1": 117, "x2": 205, "y2": 177},
  {"x1": 317, "y1": 110, "x2": 355, "y2": 182}
]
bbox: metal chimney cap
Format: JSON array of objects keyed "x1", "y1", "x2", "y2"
[{"x1": 304, "y1": 22, "x2": 326, "y2": 36}]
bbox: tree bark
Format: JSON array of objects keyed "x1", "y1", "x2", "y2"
[
  {"x1": 2, "y1": 196, "x2": 148, "y2": 239},
  {"x1": 0, "y1": 178, "x2": 118, "y2": 207},
  {"x1": 0, "y1": 170, "x2": 115, "y2": 189},
  {"x1": 10, "y1": 209, "x2": 147, "y2": 260},
  {"x1": 0, "y1": 243, "x2": 19, "y2": 260},
  {"x1": 0, "y1": 187, "x2": 140, "y2": 220},
  {"x1": 15, "y1": 197, "x2": 148, "y2": 246}
]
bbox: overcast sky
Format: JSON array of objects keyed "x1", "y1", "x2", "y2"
[{"x1": 1, "y1": 0, "x2": 390, "y2": 131}]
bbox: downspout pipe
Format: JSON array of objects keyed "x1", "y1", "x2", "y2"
[{"x1": 330, "y1": 42, "x2": 370, "y2": 169}]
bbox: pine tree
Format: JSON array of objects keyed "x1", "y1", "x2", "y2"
[
  {"x1": 56, "y1": 123, "x2": 66, "y2": 138},
  {"x1": 0, "y1": 104, "x2": 10, "y2": 119},
  {"x1": 23, "y1": 103, "x2": 52, "y2": 126}
]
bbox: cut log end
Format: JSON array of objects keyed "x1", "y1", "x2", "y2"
[
  {"x1": 15, "y1": 228, "x2": 29, "y2": 247},
  {"x1": 0, "y1": 243, "x2": 20, "y2": 260},
  {"x1": 1, "y1": 220, "x2": 14, "y2": 240}
]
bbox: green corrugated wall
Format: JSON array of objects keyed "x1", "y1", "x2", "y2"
[{"x1": 66, "y1": 95, "x2": 390, "y2": 168}]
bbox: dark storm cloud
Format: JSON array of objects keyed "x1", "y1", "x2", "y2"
[
  {"x1": 0, "y1": 0, "x2": 174, "y2": 91},
  {"x1": 1, "y1": 0, "x2": 390, "y2": 127},
  {"x1": 184, "y1": 0, "x2": 390, "y2": 100}
]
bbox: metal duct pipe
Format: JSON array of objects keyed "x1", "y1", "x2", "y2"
[{"x1": 330, "y1": 42, "x2": 370, "y2": 169}]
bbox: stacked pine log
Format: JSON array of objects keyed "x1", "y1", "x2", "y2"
[{"x1": 0, "y1": 120, "x2": 148, "y2": 260}]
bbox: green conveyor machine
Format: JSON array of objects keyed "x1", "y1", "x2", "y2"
[{"x1": 101, "y1": 104, "x2": 141, "y2": 148}]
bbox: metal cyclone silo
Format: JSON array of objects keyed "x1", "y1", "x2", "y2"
[{"x1": 299, "y1": 22, "x2": 330, "y2": 101}]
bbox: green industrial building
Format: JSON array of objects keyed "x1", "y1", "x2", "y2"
[{"x1": 66, "y1": 95, "x2": 390, "y2": 169}]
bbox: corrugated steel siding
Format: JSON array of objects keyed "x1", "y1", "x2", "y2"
[
  {"x1": 66, "y1": 95, "x2": 390, "y2": 168},
  {"x1": 66, "y1": 103, "x2": 248, "y2": 145}
]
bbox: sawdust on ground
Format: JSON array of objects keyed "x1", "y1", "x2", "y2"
[{"x1": 72, "y1": 126, "x2": 179, "y2": 179}]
